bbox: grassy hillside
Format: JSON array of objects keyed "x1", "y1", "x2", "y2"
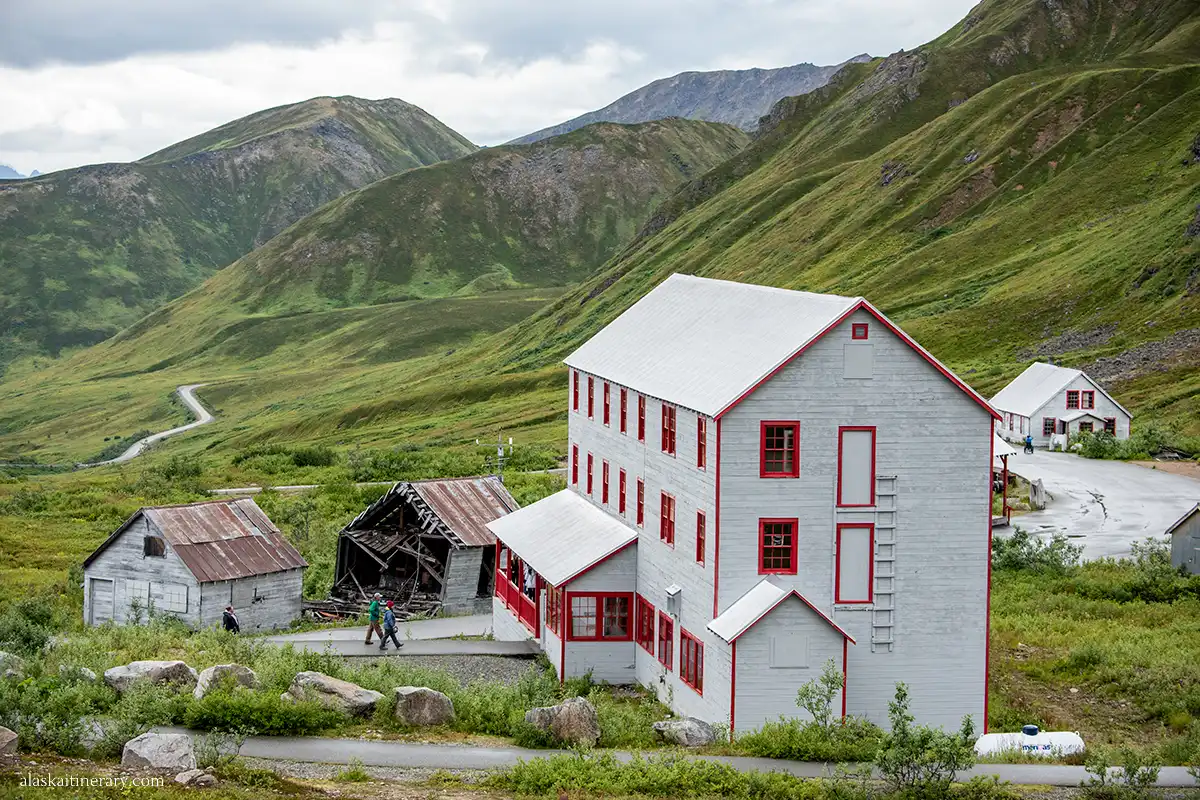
[{"x1": 0, "y1": 96, "x2": 476, "y2": 367}]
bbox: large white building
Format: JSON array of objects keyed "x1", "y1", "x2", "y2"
[
  {"x1": 489, "y1": 274, "x2": 998, "y2": 734},
  {"x1": 990, "y1": 362, "x2": 1132, "y2": 447}
]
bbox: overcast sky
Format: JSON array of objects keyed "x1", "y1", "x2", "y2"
[{"x1": 0, "y1": 0, "x2": 979, "y2": 175}]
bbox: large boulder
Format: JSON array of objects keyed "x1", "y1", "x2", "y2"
[
  {"x1": 0, "y1": 652, "x2": 24, "y2": 680},
  {"x1": 121, "y1": 732, "x2": 196, "y2": 771},
  {"x1": 393, "y1": 686, "x2": 455, "y2": 727},
  {"x1": 0, "y1": 726, "x2": 16, "y2": 756},
  {"x1": 193, "y1": 664, "x2": 259, "y2": 700},
  {"x1": 285, "y1": 671, "x2": 383, "y2": 717},
  {"x1": 104, "y1": 661, "x2": 198, "y2": 694},
  {"x1": 652, "y1": 717, "x2": 717, "y2": 748},
  {"x1": 524, "y1": 697, "x2": 600, "y2": 747}
]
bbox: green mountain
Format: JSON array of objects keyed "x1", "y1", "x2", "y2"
[{"x1": 0, "y1": 96, "x2": 476, "y2": 367}]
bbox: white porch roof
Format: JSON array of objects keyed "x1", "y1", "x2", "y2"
[
  {"x1": 993, "y1": 433, "x2": 1017, "y2": 461},
  {"x1": 1061, "y1": 410, "x2": 1106, "y2": 423},
  {"x1": 707, "y1": 578, "x2": 854, "y2": 644},
  {"x1": 485, "y1": 489, "x2": 636, "y2": 587}
]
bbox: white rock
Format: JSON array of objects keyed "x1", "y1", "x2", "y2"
[
  {"x1": 524, "y1": 697, "x2": 600, "y2": 746},
  {"x1": 193, "y1": 664, "x2": 259, "y2": 700},
  {"x1": 0, "y1": 726, "x2": 17, "y2": 756},
  {"x1": 174, "y1": 768, "x2": 205, "y2": 785},
  {"x1": 121, "y1": 732, "x2": 196, "y2": 771},
  {"x1": 393, "y1": 687, "x2": 455, "y2": 726},
  {"x1": 652, "y1": 717, "x2": 717, "y2": 747},
  {"x1": 194, "y1": 774, "x2": 218, "y2": 787},
  {"x1": 285, "y1": 671, "x2": 383, "y2": 717},
  {"x1": 104, "y1": 661, "x2": 198, "y2": 694}
]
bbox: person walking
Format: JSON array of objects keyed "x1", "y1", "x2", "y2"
[
  {"x1": 222, "y1": 605, "x2": 240, "y2": 634},
  {"x1": 1024, "y1": 433, "x2": 1034, "y2": 454},
  {"x1": 364, "y1": 592, "x2": 383, "y2": 645},
  {"x1": 378, "y1": 600, "x2": 403, "y2": 652}
]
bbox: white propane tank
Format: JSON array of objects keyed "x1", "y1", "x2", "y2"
[{"x1": 974, "y1": 725, "x2": 1085, "y2": 758}]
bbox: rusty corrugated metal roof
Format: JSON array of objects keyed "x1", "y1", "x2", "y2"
[
  {"x1": 83, "y1": 498, "x2": 306, "y2": 582},
  {"x1": 410, "y1": 476, "x2": 518, "y2": 547}
]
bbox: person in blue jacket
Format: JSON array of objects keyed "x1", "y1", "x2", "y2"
[{"x1": 378, "y1": 600, "x2": 403, "y2": 652}]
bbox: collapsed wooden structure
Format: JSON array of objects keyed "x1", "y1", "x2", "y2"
[{"x1": 328, "y1": 476, "x2": 518, "y2": 617}]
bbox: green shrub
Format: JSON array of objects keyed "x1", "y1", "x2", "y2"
[
  {"x1": 184, "y1": 689, "x2": 342, "y2": 735},
  {"x1": 991, "y1": 529, "x2": 1081, "y2": 575},
  {"x1": 874, "y1": 683, "x2": 976, "y2": 797},
  {"x1": 333, "y1": 758, "x2": 372, "y2": 782},
  {"x1": 290, "y1": 445, "x2": 338, "y2": 468},
  {"x1": 1083, "y1": 746, "x2": 1161, "y2": 798}
]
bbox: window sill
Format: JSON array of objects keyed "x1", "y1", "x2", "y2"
[{"x1": 759, "y1": 473, "x2": 800, "y2": 479}]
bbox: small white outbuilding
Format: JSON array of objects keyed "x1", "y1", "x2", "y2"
[
  {"x1": 83, "y1": 498, "x2": 307, "y2": 631},
  {"x1": 1168, "y1": 503, "x2": 1200, "y2": 575},
  {"x1": 990, "y1": 362, "x2": 1132, "y2": 447}
]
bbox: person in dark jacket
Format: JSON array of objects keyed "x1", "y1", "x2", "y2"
[
  {"x1": 378, "y1": 600, "x2": 403, "y2": 652},
  {"x1": 222, "y1": 606, "x2": 240, "y2": 634}
]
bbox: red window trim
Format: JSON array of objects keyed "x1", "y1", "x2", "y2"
[
  {"x1": 567, "y1": 592, "x2": 634, "y2": 642},
  {"x1": 758, "y1": 517, "x2": 799, "y2": 575},
  {"x1": 572, "y1": 371, "x2": 579, "y2": 412},
  {"x1": 680, "y1": 628, "x2": 704, "y2": 695},
  {"x1": 635, "y1": 594, "x2": 655, "y2": 653},
  {"x1": 760, "y1": 421, "x2": 800, "y2": 478},
  {"x1": 657, "y1": 611, "x2": 674, "y2": 671},
  {"x1": 545, "y1": 583, "x2": 564, "y2": 635},
  {"x1": 636, "y1": 479, "x2": 645, "y2": 527},
  {"x1": 1079, "y1": 421, "x2": 1094, "y2": 433},
  {"x1": 1065, "y1": 390, "x2": 1080, "y2": 410},
  {"x1": 695, "y1": 510, "x2": 706, "y2": 565},
  {"x1": 836, "y1": 426, "x2": 876, "y2": 508},
  {"x1": 618, "y1": 469, "x2": 627, "y2": 515},
  {"x1": 1082, "y1": 390, "x2": 1095, "y2": 410},
  {"x1": 835, "y1": 523, "x2": 875, "y2": 604},
  {"x1": 1104, "y1": 417, "x2": 1117, "y2": 434},
  {"x1": 586, "y1": 453, "x2": 593, "y2": 495},
  {"x1": 697, "y1": 415, "x2": 707, "y2": 470},
  {"x1": 571, "y1": 445, "x2": 579, "y2": 485},
  {"x1": 620, "y1": 388, "x2": 628, "y2": 434},
  {"x1": 637, "y1": 396, "x2": 646, "y2": 442},
  {"x1": 851, "y1": 323, "x2": 869, "y2": 340},
  {"x1": 659, "y1": 492, "x2": 676, "y2": 547},
  {"x1": 603, "y1": 382, "x2": 611, "y2": 425},
  {"x1": 588, "y1": 376, "x2": 595, "y2": 418},
  {"x1": 601, "y1": 461, "x2": 610, "y2": 505},
  {"x1": 1042, "y1": 417, "x2": 1056, "y2": 436},
  {"x1": 661, "y1": 404, "x2": 677, "y2": 456}
]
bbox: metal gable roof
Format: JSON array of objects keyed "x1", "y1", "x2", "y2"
[
  {"x1": 564, "y1": 274, "x2": 861, "y2": 417},
  {"x1": 991, "y1": 362, "x2": 1133, "y2": 419},
  {"x1": 707, "y1": 578, "x2": 855, "y2": 644},
  {"x1": 83, "y1": 498, "x2": 306, "y2": 583},
  {"x1": 1166, "y1": 503, "x2": 1200, "y2": 537},
  {"x1": 411, "y1": 476, "x2": 518, "y2": 547},
  {"x1": 486, "y1": 489, "x2": 637, "y2": 587}
]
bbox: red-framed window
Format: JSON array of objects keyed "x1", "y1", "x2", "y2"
[
  {"x1": 572, "y1": 372, "x2": 579, "y2": 412},
  {"x1": 619, "y1": 469, "x2": 627, "y2": 515},
  {"x1": 835, "y1": 523, "x2": 874, "y2": 604},
  {"x1": 837, "y1": 426, "x2": 876, "y2": 508},
  {"x1": 1079, "y1": 422, "x2": 1094, "y2": 433},
  {"x1": 602, "y1": 461, "x2": 610, "y2": 505},
  {"x1": 603, "y1": 382, "x2": 611, "y2": 425},
  {"x1": 586, "y1": 453, "x2": 594, "y2": 495},
  {"x1": 695, "y1": 511, "x2": 706, "y2": 565},
  {"x1": 636, "y1": 479, "x2": 645, "y2": 527},
  {"x1": 1042, "y1": 418, "x2": 1056, "y2": 436},
  {"x1": 697, "y1": 416, "x2": 707, "y2": 469},
  {"x1": 759, "y1": 518, "x2": 798, "y2": 575},
  {"x1": 637, "y1": 396, "x2": 646, "y2": 442},
  {"x1": 568, "y1": 593, "x2": 633, "y2": 641},
  {"x1": 620, "y1": 389, "x2": 628, "y2": 434},
  {"x1": 1104, "y1": 418, "x2": 1117, "y2": 435},
  {"x1": 661, "y1": 404, "x2": 677, "y2": 456},
  {"x1": 1082, "y1": 390, "x2": 1095, "y2": 410},
  {"x1": 660, "y1": 492, "x2": 676, "y2": 546},
  {"x1": 760, "y1": 421, "x2": 800, "y2": 478},
  {"x1": 1066, "y1": 390, "x2": 1080, "y2": 410},
  {"x1": 852, "y1": 323, "x2": 869, "y2": 340},
  {"x1": 635, "y1": 595, "x2": 655, "y2": 653},
  {"x1": 657, "y1": 612, "x2": 674, "y2": 670},
  {"x1": 588, "y1": 376, "x2": 595, "y2": 417},
  {"x1": 545, "y1": 584, "x2": 563, "y2": 635},
  {"x1": 571, "y1": 445, "x2": 579, "y2": 485},
  {"x1": 680, "y1": 629, "x2": 704, "y2": 694}
]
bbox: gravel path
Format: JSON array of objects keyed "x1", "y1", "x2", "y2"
[
  {"x1": 357, "y1": 655, "x2": 540, "y2": 686},
  {"x1": 241, "y1": 756, "x2": 492, "y2": 784}
]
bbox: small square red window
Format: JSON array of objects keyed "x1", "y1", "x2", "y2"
[
  {"x1": 1082, "y1": 391, "x2": 1095, "y2": 410},
  {"x1": 759, "y1": 518, "x2": 798, "y2": 574},
  {"x1": 1104, "y1": 418, "x2": 1116, "y2": 435},
  {"x1": 1066, "y1": 391, "x2": 1080, "y2": 410},
  {"x1": 852, "y1": 323, "x2": 869, "y2": 340},
  {"x1": 760, "y1": 421, "x2": 800, "y2": 478},
  {"x1": 1042, "y1": 418, "x2": 1056, "y2": 436}
]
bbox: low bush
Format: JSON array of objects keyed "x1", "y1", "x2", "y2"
[
  {"x1": 333, "y1": 758, "x2": 372, "y2": 782},
  {"x1": 991, "y1": 529, "x2": 1081, "y2": 575},
  {"x1": 183, "y1": 689, "x2": 343, "y2": 735},
  {"x1": 874, "y1": 683, "x2": 976, "y2": 797},
  {"x1": 1082, "y1": 746, "x2": 1161, "y2": 798}
]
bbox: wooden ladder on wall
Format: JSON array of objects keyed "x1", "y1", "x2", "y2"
[{"x1": 872, "y1": 475, "x2": 898, "y2": 653}]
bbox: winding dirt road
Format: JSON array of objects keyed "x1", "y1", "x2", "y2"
[{"x1": 84, "y1": 383, "x2": 214, "y2": 467}]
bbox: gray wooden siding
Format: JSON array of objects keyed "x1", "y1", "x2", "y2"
[
  {"x1": 733, "y1": 598, "x2": 844, "y2": 733},
  {"x1": 492, "y1": 596, "x2": 533, "y2": 641},
  {"x1": 1172, "y1": 514, "x2": 1200, "y2": 575},
  {"x1": 443, "y1": 546, "x2": 485, "y2": 614},
  {"x1": 83, "y1": 515, "x2": 201, "y2": 627},
  {"x1": 198, "y1": 569, "x2": 304, "y2": 632},
  {"x1": 544, "y1": 626, "x2": 565, "y2": 679},
  {"x1": 720, "y1": 309, "x2": 991, "y2": 731},
  {"x1": 567, "y1": 545, "x2": 637, "y2": 592},
  {"x1": 1009, "y1": 374, "x2": 1132, "y2": 445},
  {"x1": 564, "y1": 640, "x2": 637, "y2": 684}
]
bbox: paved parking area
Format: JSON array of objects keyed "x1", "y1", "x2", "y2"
[{"x1": 1004, "y1": 450, "x2": 1199, "y2": 559}]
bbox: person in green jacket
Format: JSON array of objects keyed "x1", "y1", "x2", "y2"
[{"x1": 364, "y1": 592, "x2": 383, "y2": 645}]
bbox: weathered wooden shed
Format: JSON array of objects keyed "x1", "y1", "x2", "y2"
[
  {"x1": 332, "y1": 476, "x2": 518, "y2": 616},
  {"x1": 82, "y1": 498, "x2": 307, "y2": 631},
  {"x1": 1168, "y1": 503, "x2": 1200, "y2": 575}
]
